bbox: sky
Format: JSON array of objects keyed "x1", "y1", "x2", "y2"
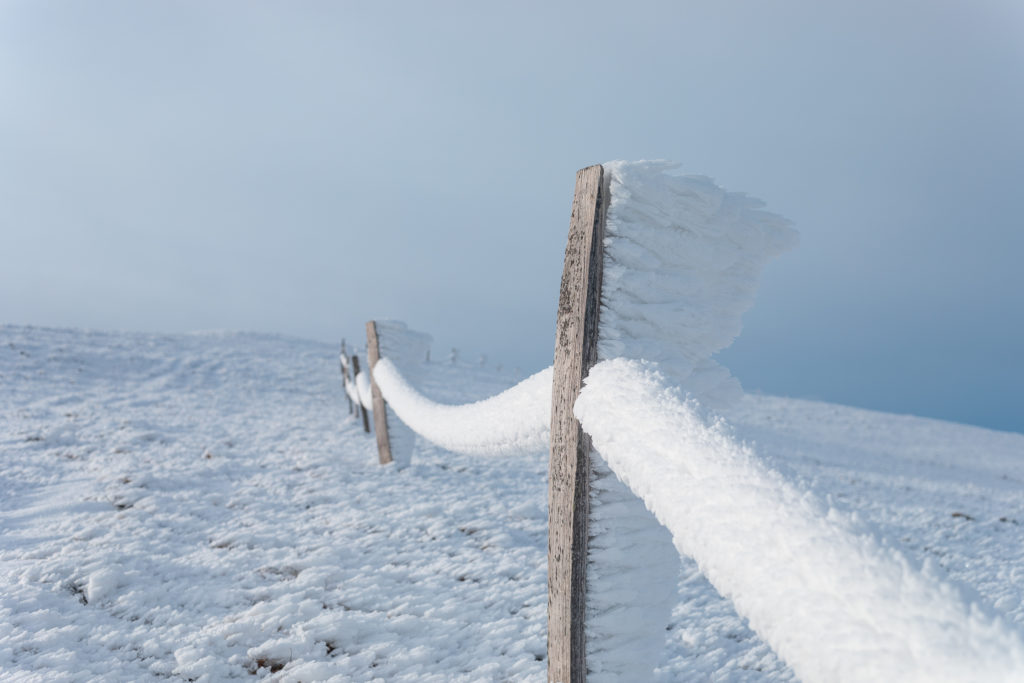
[{"x1": 2, "y1": 0, "x2": 1022, "y2": 433}]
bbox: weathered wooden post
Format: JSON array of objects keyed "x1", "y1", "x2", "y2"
[
  {"x1": 351, "y1": 354, "x2": 371, "y2": 434},
  {"x1": 365, "y1": 320, "x2": 394, "y2": 465},
  {"x1": 340, "y1": 340, "x2": 354, "y2": 415},
  {"x1": 548, "y1": 164, "x2": 609, "y2": 682}
]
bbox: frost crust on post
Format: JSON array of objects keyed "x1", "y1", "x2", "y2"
[
  {"x1": 584, "y1": 454, "x2": 678, "y2": 683},
  {"x1": 584, "y1": 161, "x2": 797, "y2": 680},
  {"x1": 599, "y1": 160, "x2": 797, "y2": 407}
]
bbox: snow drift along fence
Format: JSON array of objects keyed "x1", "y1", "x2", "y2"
[{"x1": 358, "y1": 162, "x2": 1024, "y2": 683}]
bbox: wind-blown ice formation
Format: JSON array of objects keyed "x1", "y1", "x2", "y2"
[
  {"x1": 598, "y1": 160, "x2": 797, "y2": 406},
  {"x1": 584, "y1": 161, "x2": 798, "y2": 681}
]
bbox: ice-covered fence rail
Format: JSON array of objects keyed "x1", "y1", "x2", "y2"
[
  {"x1": 576, "y1": 358, "x2": 1024, "y2": 683},
  {"x1": 354, "y1": 362, "x2": 372, "y2": 411},
  {"x1": 370, "y1": 358, "x2": 552, "y2": 457}
]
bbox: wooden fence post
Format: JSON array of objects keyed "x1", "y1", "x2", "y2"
[
  {"x1": 340, "y1": 340, "x2": 353, "y2": 415},
  {"x1": 548, "y1": 164, "x2": 609, "y2": 683},
  {"x1": 365, "y1": 320, "x2": 394, "y2": 465},
  {"x1": 351, "y1": 354, "x2": 372, "y2": 434}
]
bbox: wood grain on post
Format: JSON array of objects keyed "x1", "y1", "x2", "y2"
[
  {"x1": 548, "y1": 164, "x2": 609, "y2": 683},
  {"x1": 365, "y1": 320, "x2": 394, "y2": 465},
  {"x1": 351, "y1": 355, "x2": 372, "y2": 434}
]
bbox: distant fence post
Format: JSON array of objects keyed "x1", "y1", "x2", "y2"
[
  {"x1": 340, "y1": 340, "x2": 353, "y2": 415},
  {"x1": 548, "y1": 164, "x2": 609, "y2": 682},
  {"x1": 351, "y1": 354, "x2": 371, "y2": 433},
  {"x1": 365, "y1": 320, "x2": 394, "y2": 465}
]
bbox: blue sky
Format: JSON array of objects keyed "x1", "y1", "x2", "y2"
[{"x1": 2, "y1": 0, "x2": 1022, "y2": 433}]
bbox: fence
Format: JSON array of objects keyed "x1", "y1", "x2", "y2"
[{"x1": 339, "y1": 162, "x2": 1024, "y2": 683}]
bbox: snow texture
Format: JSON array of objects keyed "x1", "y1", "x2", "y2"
[
  {"x1": 369, "y1": 321, "x2": 433, "y2": 468},
  {"x1": 3, "y1": 325, "x2": 1024, "y2": 681},
  {"x1": 372, "y1": 358, "x2": 552, "y2": 457},
  {"x1": 0, "y1": 326, "x2": 548, "y2": 682},
  {"x1": 576, "y1": 358, "x2": 1024, "y2": 683},
  {"x1": 585, "y1": 452, "x2": 679, "y2": 683},
  {"x1": 598, "y1": 160, "x2": 797, "y2": 407},
  {"x1": 584, "y1": 160, "x2": 798, "y2": 680}
]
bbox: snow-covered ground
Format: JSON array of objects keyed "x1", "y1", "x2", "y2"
[{"x1": 3, "y1": 324, "x2": 1024, "y2": 681}]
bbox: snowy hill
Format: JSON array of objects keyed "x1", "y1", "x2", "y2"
[{"x1": 2, "y1": 325, "x2": 1023, "y2": 681}]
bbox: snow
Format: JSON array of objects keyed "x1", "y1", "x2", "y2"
[
  {"x1": 371, "y1": 358, "x2": 551, "y2": 457},
  {"x1": 1, "y1": 326, "x2": 547, "y2": 682},
  {"x1": 598, "y1": 160, "x2": 797, "y2": 408},
  {"x1": 344, "y1": 374, "x2": 360, "y2": 406},
  {"x1": 576, "y1": 358, "x2": 1024, "y2": 683},
  {"x1": 585, "y1": 455, "x2": 678, "y2": 683},
  {"x1": 2, "y1": 324, "x2": 1024, "y2": 680}
]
